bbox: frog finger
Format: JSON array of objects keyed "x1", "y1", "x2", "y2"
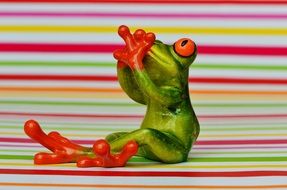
[
  {"x1": 118, "y1": 25, "x2": 135, "y2": 51},
  {"x1": 145, "y1": 32, "x2": 156, "y2": 44},
  {"x1": 133, "y1": 29, "x2": 146, "y2": 43},
  {"x1": 113, "y1": 48, "x2": 123, "y2": 60},
  {"x1": 24, "y1": 120, "x2": 63, "y2": 152},
  {"x1": 34, "y1": 152, "x2": 70, "y2": 165},
  {"x1": 48, "y1": 131, "x2": 86, "y2": 151}
]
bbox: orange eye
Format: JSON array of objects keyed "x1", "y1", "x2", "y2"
[{"x1": 174, "y1": 38, "x2": 195, "y2": 57}]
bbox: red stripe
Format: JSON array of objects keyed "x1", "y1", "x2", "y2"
[
  {"x1": 1, "y1": 169, "x2": 287, "y2": 177},
  {"x1": 0, "y1": 112, "x2": 287, "y2": 119},
  {"x1": 1, "y1": 137, "x2": 287, "y2": 146},
  {"x1": 0, "y1": 43, "x2": 118, "y2": 53},
  {"x1": 0, "y1": 43, "x2": 287, "y2": 56},
  {"x1": 1, "y1": 74, "x2": 287, "y2": 85},
  {"x1": 1, "y1": 0, "x2": 287, "y2": 4},
  {"x1": 0, "y1": 74, "x2": 118, "y2": 82}
]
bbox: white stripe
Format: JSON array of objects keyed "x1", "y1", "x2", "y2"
[
  {"x1": 0, "y1": 53, "x2": 286, "y2": 66},
  {"x1": 1, "y1": 17, "x2": 287, "y2": 28},
  {"x1": 1, "y1": 33, "x2": 287, "y2": 47},
  {"x1": 0, "y1": 3, "x2": 287, "y2": 14}
]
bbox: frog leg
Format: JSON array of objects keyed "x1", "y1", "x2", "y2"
[
  {"x1": 114, "y1": 25, "x2": 183, "y2": 106},
  {"x1": 24, "y1": 120, "x2": 138, "y2": 167},
  {"x1": 106, "y1": 132, "x2": 128, "y2": 142},
  {"x1": 109, "y1": 128, "x2": 188, "y2": 163},
  {"x1": 77, "y1": 128, "x2": 187, "y2": 167},
  {"x1": 24, "y1": 120, "x2": 92, "y2": 164}
]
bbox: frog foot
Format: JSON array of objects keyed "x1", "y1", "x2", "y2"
[
  {"x1": 77, "y1": 139, "x2": 138, "y2": 168},
  {"x1": 24, "y1": 120, "x2": 91, "y2": 164},
  {"x1": 113, "y1": 25, "x2": 156, "y2": 70}
]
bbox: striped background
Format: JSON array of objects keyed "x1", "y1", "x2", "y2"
[{"x1": 0, "y1": 1, "x2": 287, "y2": 189}]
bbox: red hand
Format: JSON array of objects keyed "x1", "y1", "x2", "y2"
[{"x1": 113, "y1": 25, "x2": 155, "y2": 70}]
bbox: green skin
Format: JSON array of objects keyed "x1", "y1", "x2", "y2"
[{"x1": 107, "y1": 40, "x2": 200, "y2": 163}]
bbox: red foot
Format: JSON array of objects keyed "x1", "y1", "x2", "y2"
[
  {"x1": 113, "y1": 25, "x2": 155, "y2": 70},
  {"x1": 24, "y1": 120, "x2": 91, "y2": 164},
  {"x1": 77, "y1": 139, "x2": 138, "y2": 168}
]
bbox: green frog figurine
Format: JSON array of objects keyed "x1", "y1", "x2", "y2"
[{"x1": 24, "y1": 25, "x2": 200, "y2": 167}]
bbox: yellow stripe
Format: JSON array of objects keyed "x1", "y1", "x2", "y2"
[
  {"x1": 0, "y1": 92, "x2": 286, "y2": 101},
  {"x1": 0, "y1": 25, "x2": 286, "y2": 36}
]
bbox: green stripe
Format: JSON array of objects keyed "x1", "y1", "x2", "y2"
[
  {"x1": 1, "y1": 154, "x2": 287, "y2": 163},
  {"x1": 0, "y1": 61, "x2": 114, "y2": 67},
  {"x1": 0, "y1": 100, "x2": 286, "y2": 108},
  {"x1": 0, "y1": 61, "x2": 287, "y2": 71},
  {"x1": 0, "y1": 124, "x2": 286, "y2": 132}
]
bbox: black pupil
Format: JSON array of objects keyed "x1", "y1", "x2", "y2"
[{"x1": 181, "y1": 40, "x2": 188, "y2": 47}]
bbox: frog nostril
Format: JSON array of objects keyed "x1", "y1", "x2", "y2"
[{"x1": 181, "y1": 40, "x2": 188, "y2": 47}]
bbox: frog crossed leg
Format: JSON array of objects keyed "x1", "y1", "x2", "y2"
[{"x1": 106, "y1": 129, "x2": 188, "y2": 163}]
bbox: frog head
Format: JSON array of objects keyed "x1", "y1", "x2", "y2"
[{"x1": 143, "y1": 38, "x2": 197, "y2": 87}]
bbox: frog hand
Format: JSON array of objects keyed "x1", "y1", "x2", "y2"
[
  {"x1": 24, "y1": 120, "x2": 91, "y2": 164},
  {"x1": 113, "y1": 25, "x2": 156, "y2": 70},
  {"x1": 77, "y1": 139, "x2": 138, "y2": 168}
]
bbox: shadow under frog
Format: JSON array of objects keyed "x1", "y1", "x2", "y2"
[{"x1": 24, "y1": 25, "x2": 200, "y2": 167}]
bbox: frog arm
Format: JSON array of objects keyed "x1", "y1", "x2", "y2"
[
  {"x1": 117, "y1": 62, "x2": 147, "y2": 105},
  {"x1": 133, "y1": 68, "x2": 183, "y2": 106}
]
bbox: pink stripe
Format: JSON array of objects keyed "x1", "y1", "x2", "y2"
[
  {"x1": 0, "y1": 12, "x2": 287, "y2": 19},
  {"x1": 1, "y1": 137, "x2": 287, "y2": 146},
  {"x1": 2, "y1": 143, "x2": 287, "y2": 149}
]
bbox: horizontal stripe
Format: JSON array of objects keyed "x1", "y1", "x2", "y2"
[
  {"x1": 1, "y1": 86, "x2": 287, "y2": 96},
  {"x1": 3, "y1": 148, "x2": 287, "y2": 155},
  {"x1": 3, "y1": 131, "x2": 287, "y2": 139},
  {"x1": 1, "y1": 26, "x2": 287, "y2": 36},
  {"x1": 2, "y1": 182, "x2": 287, "y2": 189},
  {"x1": 2, "y1": 168, "x2": 287, "y2": 177},
  {"x1": 1, "y1": 111, "x2": 287, "y2": 120},
  {"x1": 2, "y1": 143, "x2": 287, "y2": 150},
  {"x1": 1, "y1": 12, "x2": 287, "y2": 19},
  {"x1": 6, "y1": 154, "x2": 287, "y2": 163},
  {"x1": 2, "y1": 123, "x2": 287, "y2": 132},
  {"x1": 0, "y1": 100, "x2": 286, "y2": 108},
  {"x1": 1, "y1": 0, "x2": 287, "y2": 4},
  {"x1": 0, "y1": 3, "x2": 285, "y2": 15},
  {"x1": 0, "y1": 43, "x2": 286, "y2": 56},
  {"x1": 1, "y1": 61, "x2": 287, "y2": 71},
  {"x1": 2, "y1": 137, "x2": 287, "y2": 146},
  {"x1": 4, "y1": 162, "x2": 287, "y2": 170},
  {"x1": 1, "y1": 74, "x2": 287, "y2": 85}
]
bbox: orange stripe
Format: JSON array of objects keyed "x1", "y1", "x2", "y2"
[
  {"x1": 0, "y1": 86, "x2": 286, "y2": 95},
  {"x1": 1, "y1": 182, "x2": 287, "y2": 189}
]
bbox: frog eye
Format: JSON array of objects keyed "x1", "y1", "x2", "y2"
[{"x1": 174, "y1": 38, "x2": 195, "y2": 57}]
